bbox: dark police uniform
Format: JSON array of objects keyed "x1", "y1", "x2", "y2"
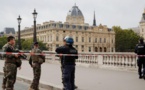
[
  {"x1": 135, "y1": 43, "x2": 145, "y2": 78},
  {"x1": 56, "y1": 45, "x2": 78, "y2": 90}
]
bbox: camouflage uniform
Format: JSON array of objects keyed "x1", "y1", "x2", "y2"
[
  {"x1": 29, "y1": 48, "x2": 45, "y2": 90},
  {"x1": 2, "y1": 43, "x2": 21, "y2": 90}
]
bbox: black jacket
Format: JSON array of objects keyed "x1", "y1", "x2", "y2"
[
  {"x1": 135, "y1": 43, "x2": 145, "y2": 55},
  {"x1": 55, "y1": 45, "x2": 78, "y2": 65}
]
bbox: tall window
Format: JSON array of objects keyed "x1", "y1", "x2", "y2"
[
  {"x1": 76, "y1": 37, "x2": 78, "y2": 42},
  {"x1": 56, "y1": 36, "x2": 59, "y2": 41},
  {"x1": 44, "y1": 36, "x2": 46, "y2": 42},
  {"x1": 104, "y1": 47, "x2": 107, "y2": 52},
  {"x1": 100, "y1": 38, "x2": 102, "y2": 43},
  {"x1": 82, "y1": 45, "x2": 84, "y2": 48},
  {"x1": 66, "y1": 25, "x2": 70, "y2": 28},
  {"x1": 95, "y1": 38, "x2": 97, "y2": 43},
  {"x1": 89, "y1": 37, "x2": 91, "y2": 42},
  {"x1": 95, "y1": 47, "x2": 98, "y2": 52},
  {"x1": 76, "y1": 45, "x2": 78, "y2": 49},
  {"x1": 104, "y1": 38, "x2": 106, "y2": 43},
  {"x1": 100, "y1": 47, "x2": 102, "y2": 52},
  {"x1": 82, "y1": 45, "x2": 84, "y2": 52},
  {"x1": 48, "y1": 36, "x2": 49, "y2": 42},
  {"x1": 89, "y1": 47, "x2": 91, "y2": 52},
  {"x1": 51, "y1": 35, "x2": 52, "y2": 41},
  {"x1": 112, "y1": 47, "x2": 114, "y2": 52},
  {"x1": 82, "y1": 37, "x2": 84, "y2": 42}
]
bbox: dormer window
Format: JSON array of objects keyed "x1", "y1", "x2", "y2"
[
  {"x1": 72, "y1": 25, "x2": 76, "y2": 29},
  {"x1": 59, "y1": 24, "x2": 63, "y2": 28},
  {"x1": 66, "y1": 25, "x2": 70, "y2": 28}
]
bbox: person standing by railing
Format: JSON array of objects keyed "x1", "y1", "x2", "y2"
[
  {"x1": 135, "y1": 38, "x2": 145, "y2": 79},
  {"x1": 56, "y1": 36, "x2": 78, "y2": 90},
  {"x1": 2, "y1": 36, "x2": 22, "y2": 90},
  {"x1": 29, "y1": 42, "x2": 45, "y2": 90}
]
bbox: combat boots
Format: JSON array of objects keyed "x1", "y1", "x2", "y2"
[
  {"x1": 5, "y1": 88, "x2": 14, "y2": 90},
  {"x1": 2, "y1": 85, "x2": 6, "y2": 90}
]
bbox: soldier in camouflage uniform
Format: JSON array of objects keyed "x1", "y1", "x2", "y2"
[
  {"x1": 29, "y1": 42, "x2": 45, "y2": 90},
  {"x1": 2, "y1": 36, "x2": 22, "y2": 90}
]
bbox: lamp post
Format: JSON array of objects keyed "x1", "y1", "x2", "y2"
[
  {"x1": 17, "y1": 15, "x2": 22, "y2": 50},
  {"x1": 32, "y1": 9, "x2": 38, "y2": 43},
  {"x1": 108, "y1": 28, "x2": 111, "y2": 52}
]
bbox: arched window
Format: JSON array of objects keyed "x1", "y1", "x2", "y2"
[
  {"x1": 100, "y1": 47, "x2": 102, "y2": 52},
  {"x1": 95, "y1": 47, "x2": 98, "y2": 52},
  {"x1": 89, "y1": 47, "x2": 91, "y2": 52},
  {"x1": 104, "y1": 47, "x2": 107, "y2": 52}
]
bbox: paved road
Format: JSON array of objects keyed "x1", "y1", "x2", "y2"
[
  {"x1": 0, "y1": 75, "x2": 29, "y2": 90},
  {"x1": 0, "y1": 60, "x2": 145, "y2": 90}
]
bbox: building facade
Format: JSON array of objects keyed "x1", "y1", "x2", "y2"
[
  {"x1": 0, "y1": 27, "x2": 15, "y2": 37},
  {"x1": 139, "y1": 9, "x2": 145, "y2": 38},
  {"x1": 19, "y1": 5, "x2": 115, "y2": 52}
]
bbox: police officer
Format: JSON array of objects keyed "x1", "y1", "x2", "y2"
[
  {"x1": 135, "y1": 38, "x2": 145, "y2": 79},
  {"x1": 2, "y1": 36, "x2": 21, "y2": 90},
  {"x1": 29, "y1": 42, "x2": 45, "y2": 90},
  {"x1": 56, "y1": 36, "x2": 78, "y2": 90}
]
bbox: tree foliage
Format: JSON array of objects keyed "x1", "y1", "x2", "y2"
[
  {"x1": 21, "y1": 38, "x2": 47, "y2": 50},
  {"x1": 0, "y1": 36, "x2": 7, "y2": 50},
  {"x1": 0, "y1": 37, "x2": 47, "y2": 50},
  {"x1": 113, "y1": 26, "x2": 140, "y2": 52}
]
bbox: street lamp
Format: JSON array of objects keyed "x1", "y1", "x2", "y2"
[
  {"x1": 108, "y1": 28, "x2": 111, "y2": 52},
  {"x1": 17, "y1": 15, "x2": 22, "y2": 50},
  {"x1": 32, "y1": 9, "x2": 38, "y2": 43}
]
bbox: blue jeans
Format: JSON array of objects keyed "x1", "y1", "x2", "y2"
[{"x1": 62, "y1": 65, "x2": 75, "y2": 90}]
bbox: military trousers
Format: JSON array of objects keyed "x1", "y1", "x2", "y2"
[
  {"x1": 30, "y1": 63, "x2": 41, "y2": 90},
  {"x1": 2, "y1": 63, "x2": 17, "y2": 90}
]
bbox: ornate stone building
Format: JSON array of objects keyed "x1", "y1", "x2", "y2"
[
  {"x1": 139, "y1": 9, "x2": 145, "y2": 38},
  {"x1": 19, "y1": 4, "x2": 115, "y2": 52}
]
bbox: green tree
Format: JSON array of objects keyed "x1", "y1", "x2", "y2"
[
  {"x1": 22, "y1": 38, "x2": 47, "y2": 50},
  {"x1": 0, "y1": 36, "x2": 7, "y2": 50},
  {"x1": 113, "y1": 26, "x2": 140, "y2": 52}
]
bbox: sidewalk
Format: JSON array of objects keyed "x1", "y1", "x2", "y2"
[
  {"x1": 0, "y1": 60, "x2": 62, "y2": 90},
  {"x1": 0, "y1": 60, "x2": 145, "y2": 90}
]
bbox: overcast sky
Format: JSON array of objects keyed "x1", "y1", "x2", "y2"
[{"x1": 0, "y1": 0, "x2": 145, "y2": 31}]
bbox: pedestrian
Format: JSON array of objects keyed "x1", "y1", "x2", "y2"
[
  {"x1": 29, "y1": 42, "x2": 45, "y2": 90},
  {"x1": 56, "y1": 36, "x2": 78, "y2": 90},
  {"x1": 135, "y1": 38, "x2": 145, "y2": 79},
  {"x1": 2, "y1": 36, "x2": 22, "y2": 90}
]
